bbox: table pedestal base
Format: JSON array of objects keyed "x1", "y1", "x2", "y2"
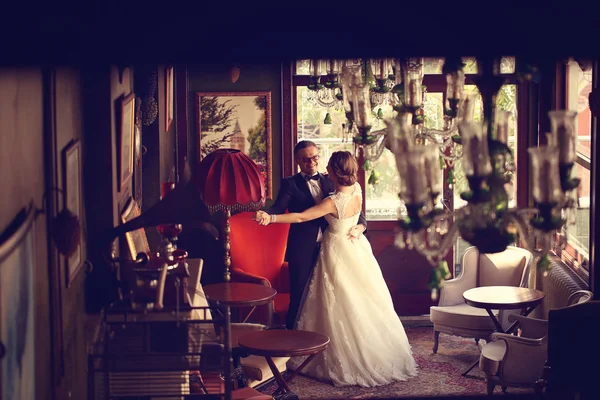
[{"x1": 267, "y1": 353, "x2": 317, "y2": 398}]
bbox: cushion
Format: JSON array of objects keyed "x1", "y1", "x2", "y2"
[
  {"x1": 479, "y1": 340, "x2": 507, "y2": 376},
  {"x1": 241, "y1": 355, "x2": 289, "y2": 381},
  {"x1": 480, "y1": 253, "x2": 526, "y2": 287},
  {"x1": 230, "y1": 323, "x2": 267, "y2": 347},
  {"x1": 230, "y1": 212, "x2": 290, "y2": 285},
  {"x1": 430, "y1": 304, "x2": 499, "y2": 331}
]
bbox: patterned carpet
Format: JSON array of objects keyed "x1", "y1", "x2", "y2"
[{"x1": 258, "y1": 326, "x2": 534, "y2": 398}]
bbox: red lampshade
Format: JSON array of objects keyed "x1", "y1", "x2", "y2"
[{"x1": 195, "y1": 148, "x2": 266, "y2": 214}]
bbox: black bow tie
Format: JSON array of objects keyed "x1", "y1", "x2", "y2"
[{"x1": 304, "y1": 174, "x2": 320, "y2": 181}]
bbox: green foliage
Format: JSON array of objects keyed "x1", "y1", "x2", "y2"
[
  {"x1": 254, "y1": 96, "x2": 266, "y2": 111},
  {"x1": 247, "y1": 112, "x2": 267, "y2": 164},
  {"x1": 200, "y1": 96, "x2": 238, "y2": 157}
]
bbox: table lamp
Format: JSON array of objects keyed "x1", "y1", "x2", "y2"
[{"x1": 194, "y1": 148, "x2": 266, "y2": 282}]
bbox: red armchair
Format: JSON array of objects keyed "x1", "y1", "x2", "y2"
[{"x1": 229, "y1": 211, "x2": 290, "y2": 326}]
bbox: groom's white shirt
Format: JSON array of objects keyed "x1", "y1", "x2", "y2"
[{"x1": 301, "y1": 172, "x2": 323, "y2": 242}]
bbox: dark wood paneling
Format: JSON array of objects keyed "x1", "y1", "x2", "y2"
[
  {"x1": 281, "y1": 62, "x2": 293, "y2": 177},
  {"x1": 51, "y1": 67, "x2": 89, "y2": 400},
  {"x1": 367, "y1": 228, "x2": 437, "y2": 316},
  {"x1": 176, "y1": 64, "x2": 189, "y2": 181}
]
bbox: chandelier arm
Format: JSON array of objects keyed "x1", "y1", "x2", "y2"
[
  {"x1": 315, "y1": 92, "x2": 340, "y2": 108},
  {"x1": 421, "y1": 125, "x2": 459, "y2": 144},
  {"x1": 410, "y1": 221, "x2": 461, "y2": 265},
  {"x1": 506, "y1": 209, "x2": 547, "y2": 258}
]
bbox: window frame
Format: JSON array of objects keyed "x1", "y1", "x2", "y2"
[{"x1": 551, "y1": 60, "x2": 596, "y2": 283}]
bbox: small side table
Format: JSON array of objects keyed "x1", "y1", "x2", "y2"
[
  {"x1": 203, "y1": 282, "x2": 277, "y2": 321},
  {"x1": 238, "y1": 329, "x2": 330, "y2": 396}
]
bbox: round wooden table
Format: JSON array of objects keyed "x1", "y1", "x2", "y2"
[
  {"x1": 238, "y1": 329, "x2": 330, "y2": 396},
  {"x1": 463, "y1": 286, "x2": 545, "y2": 332},
  {"x1": 204, "y1": 283, "x2": 277, "y2": 324},
  {"x1": 203, "y1": 283, "x2": 277, "y2": 308}
]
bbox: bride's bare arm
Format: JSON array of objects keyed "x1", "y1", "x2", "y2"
[{"x1": 258, "y1": 198, "x2": 336, "y2": 225}]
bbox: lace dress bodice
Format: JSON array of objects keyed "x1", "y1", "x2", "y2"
[{"x1": 324, "y1": 182, "x2": 362, "y2": 234}]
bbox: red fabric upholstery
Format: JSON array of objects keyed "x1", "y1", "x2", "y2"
[{"x1": 229, "y1": 212, "x2": 290, "y2": 325}]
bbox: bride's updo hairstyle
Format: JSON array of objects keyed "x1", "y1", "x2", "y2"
[{"x1": 328, "y1": 151, "x2": 358, "y2": 186}]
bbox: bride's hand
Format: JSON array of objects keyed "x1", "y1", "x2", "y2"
[{"x1": 347, "y1": 224, "x2": 365, "y2": 242}]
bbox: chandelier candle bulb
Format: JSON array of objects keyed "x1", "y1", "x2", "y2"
[
  {"x1": 495, "y1": 110, "x2": 510, "y2": 144},
  {"x1": 395, "y1": 59, "x2": 402, "y2": 85},
  {"x1": 549, "y1": 110, "x2": 578, "y2": 164},
  {"x1": 461, "y1": 96, "x2": 475, "y2": 123},
  {"x1": 529, "y1": 146, "x2": 562, "y2": 204},
  {"x1": 557, "y1": 126, "x2": 575, "y2": 164},
  {"x1": 424, "y1": 144, "x2": 443, "y2": 197},
  {"x1": 312, "y1": 59, "x2": 322, "y2": 76}
]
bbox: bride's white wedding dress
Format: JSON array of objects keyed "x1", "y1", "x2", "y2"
[{"x1": 288, "y1": 183, "x2": 418, "y2": 387}]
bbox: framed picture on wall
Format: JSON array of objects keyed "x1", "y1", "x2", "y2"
[
  {"x1": 62, "y1": 139, "x2": 83, "y2": 287},
  {"x1": 118, "y1": 92, "x2": 136, "y2": 192},
  {"x1": 195, "y1": 91, "x2": 273, "y2": 198},
  {"x1": 120, "y1": 197, "x2": 150, "y2": 260},
  {"x1": 165, "y1": 66, "x2": 174, "y2": 131}
]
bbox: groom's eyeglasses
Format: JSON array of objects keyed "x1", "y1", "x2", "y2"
[{"x1": 300, "y1": 155, "x2": 320, "y2": 164}]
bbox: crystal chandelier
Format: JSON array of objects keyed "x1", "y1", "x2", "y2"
[
  {"x1": 304, "y1": 59, "x2": 344, "y2": 110},
  {"x1": 338, "y1": 57, "x2": 468, "y2": 167},
  {"x1": 339, "y1": 56, "x2": 581, "y2": 295}
]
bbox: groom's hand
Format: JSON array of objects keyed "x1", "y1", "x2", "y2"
[
  {"x1": 347, "y1": 224, "x2": 365, "y2": 242},
  {"x1": 254, "y1": 211, "x2": 271, "y2": 226}
]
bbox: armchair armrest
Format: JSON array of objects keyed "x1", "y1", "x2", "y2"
[
  {"x1": 490, "y1": 332, "x2": 547, "y2": 346},
  {"x1": 438, "y1": 274, "x2": 476, "y2": 306},
  {"x1": 229, "y1": 268, "x2": 274, "y2": 326},
  {"x1": 230, "y1": 268, "x2": 272, "y2": 287},
  {"x1": 508, "y1": 314, "x2": 548, "y2": 339},
  {"x1": 490, "y1": 332, "x2": 548, "y2": 384}
]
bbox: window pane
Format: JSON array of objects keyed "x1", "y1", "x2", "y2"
[
  {"x1": 366, "y1": 93, "x2": 445, "y2": 220},
  {"x1": 500, "y1": 57, "x2": 516, "y2": 74},
  {"x1": 566, "y1": 60, "x2": 593, "y2": 159},
  {"x1": 296, "y1": 60, "x2": 310, "y2": 75},
  {"x1": 564, "y1": 162, "x2": 591, "y2": 258},
  {"x1": 297, "y1": 86, "x2": 352, "y2": 172},
  {"x1": 297, "y1": 87, "x2": 347, "y2": 139},
  {"x1": 423, "y1": 57, "x2": 444, "y2": 74},
  {"x1": 462, "y1": 57, "x2": 479, "y2": 74}
]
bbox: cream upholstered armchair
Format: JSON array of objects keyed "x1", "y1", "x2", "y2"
[
  {"x1": 479, "y1": 290, "x2": 593, "y2": 395},
  {"x1": 430, "y1": 246, "x2": 533, "y2": 354}
]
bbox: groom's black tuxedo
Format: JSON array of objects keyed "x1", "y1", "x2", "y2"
[{"x1": 267, "y1": 172, "x2": 367, "y2": 328}]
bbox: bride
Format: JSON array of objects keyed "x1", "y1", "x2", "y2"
[{"x1": 255, "y1": 151, "x2": 418, "y2": 387}]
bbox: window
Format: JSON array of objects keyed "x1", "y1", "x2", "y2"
[
  {"x1": 294, "y1": 57, "x2": 519, "y2": 278},
  {"x1": 556, "y1": 59, "x2": 593, "y2": 276},
  {"x1": 295, "y1": 57, "x2": 517, "y2": 221}
]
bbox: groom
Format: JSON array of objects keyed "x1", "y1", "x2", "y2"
[{"x1": 256, "y1": 140, "x2": 367, "y2": 329}]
